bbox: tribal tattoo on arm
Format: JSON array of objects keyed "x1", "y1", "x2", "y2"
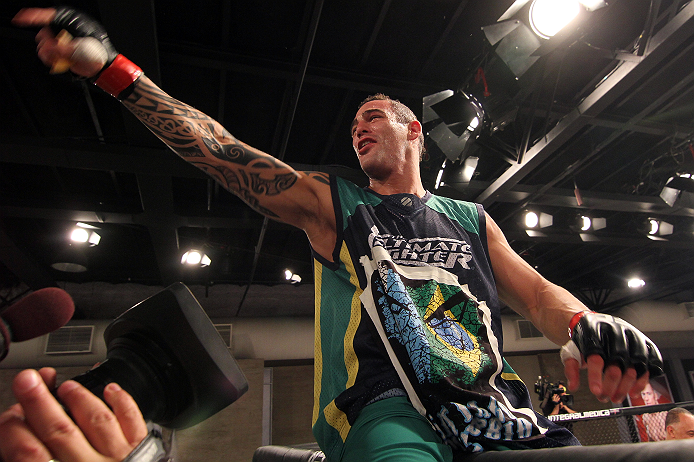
[{"x1": 122, "y1": 78, "x2": 314, "y2": 218}]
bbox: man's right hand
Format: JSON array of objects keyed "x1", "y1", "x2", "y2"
[
  {"x1": 0, "y1": 368, "x2": 148, "y2": 462},
  {"x1": 13, "y1": 8, "x2": 106, "y2": 78}
]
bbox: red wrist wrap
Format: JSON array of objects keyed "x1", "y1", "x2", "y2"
[
  {"x1": 94, "y1": 54, "x2": 143, "y2": 100},
  {"x1": 568, "y1": 310, "x2": 595, "y2": 337}
]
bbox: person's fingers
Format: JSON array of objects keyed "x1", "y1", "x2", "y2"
[
  {"x1": 600, "y1": 363, "x2": 622, "y2": 402},
  {"x1": 586, "y1": 354, "x2": 607, "y2": 401},
  {"x1": 0, "y1": 403, "x2": 54, "y2": 462},
  {"x1": 38, "y1": 367, "x2": 58, "y2": 390},
  {"x1": 563, "y1": 357, "x2": 581, "y2": 392},
  {"x1": 103, "y1": 383, "x2": 148, "y2": 447},
  {"x1": 58, "y1": 381, "x2": 135, "y2": 460},
  {"x1": 13, "y1": 370, "x2": 100, "y2": 462},
  {"x1": 11, "y1": 8, "x2": 57, "y2": 27},
  {"x1": 610, "y1": 367, "x2": 637, "y2": 403},
  {"x1": 34, "y1": 26, "x2": 77, "y2": 71},
  {"x1": 35, "y1": 26, "x2": 56, "y2": 44}
]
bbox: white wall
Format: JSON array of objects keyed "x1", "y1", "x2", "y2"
[{"x1": 2, "y1": 300, "x2": 693, "y2": 370}]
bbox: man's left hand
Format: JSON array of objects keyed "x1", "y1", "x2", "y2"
[{"x1": 561, "y1": 312, "x2": 663, "y2": 403}]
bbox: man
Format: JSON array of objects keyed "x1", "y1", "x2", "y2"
[
  {"x1": 541, "y1": 383, "x2": 577, "y2": 416},
  {"x1": 637, "y1": 382, "x2": 667, "y2": 441},
  {"x1": 4, "y1": 6, "x2": 662, "y2": 462},
  {"x1": 665, "y1": 407, "x2": 694, "y2": 440}
]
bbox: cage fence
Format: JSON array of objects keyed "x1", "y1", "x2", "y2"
[{"x1": 548, "y1": 402, "x2": 694, "y2": 445}]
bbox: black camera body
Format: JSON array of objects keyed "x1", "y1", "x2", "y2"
[
  {"x1": 534, "y1": 376, "x2": 573, "y2": 407},
  {"x1": 71, "y1": 282, "x2": 248, "y2": 429}
]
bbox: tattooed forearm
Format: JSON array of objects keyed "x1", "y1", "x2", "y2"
[
  {"x1": 239, "y1": 171, "x2": 298, "y2": 196},
  {"x1": 307, "y1": 172, "x2": 330, "y2": 185},
  {"x1": 122, "y1": 77, "x2": 313, "y2": 219},
  {"x1": 124, "y1": 79, "x2": 286, "y2": 167}
]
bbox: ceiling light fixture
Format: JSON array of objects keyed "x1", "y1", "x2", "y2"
[
  {"x1": 423, "y1": 90, "x2": 485, "y2": 164},
  {"x1": 645, "y1": 218, "x2": 673, "y2": 239},
  {"x1": 284, "y1": 269, "x2": 301, "y2": 284},
  {"x1": 627, "y1": 278, "x2": 646, "y2": 289},
  {"x1": 577, "y1": 215, "x2": 606, "y2": 232},
  {"x1": 181, "y1": 250, "x2": 211, "y2": 267},
  {"x1": 660, "y1": 173, "x2": 694, "y2": 207},
  {"x1": 524, "y1": 211, "x2": 553, "y2": 228},
  {"x1": 70, "y1": 223, "x2": 101, "y2": 246},
  {"x1": 529, "y1": 0, "x2": 580, "y2": 40}
]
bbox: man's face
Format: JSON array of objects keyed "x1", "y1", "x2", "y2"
[
  {"x1": 668, "y1": 413, "x2": 694, "y2": 440},
  {"x1": 351, "y1": 100, "x2": 410, "y2": 179},
  {"x1": 641, "y1": 384, "x2": 657, "y2": 405}
]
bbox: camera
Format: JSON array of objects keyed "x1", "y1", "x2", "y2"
[
  {"x1": 70, "y1": 282, "x2": 248, "y2": 429},
  {"x1": 534, "y1": 376, "x2": 573, "y2": 407}
]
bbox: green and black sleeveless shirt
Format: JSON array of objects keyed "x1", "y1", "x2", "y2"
[{"x1": 311, "y1": 176, "x2": 576, "y2": 460}]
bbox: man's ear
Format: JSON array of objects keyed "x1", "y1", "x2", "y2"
[
  {"x1": 408, "y1": 120, "x2": 422, "y2": 141},
  {"x1": 666, "y1": 425, "x2": 675, "y2": 439}
]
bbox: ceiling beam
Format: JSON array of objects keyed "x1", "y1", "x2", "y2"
[
  {"x1": 474, "y1": 1, "x2": 694, "y2": 207},
  {"x1": 4, "y1": 140, "x2": 692, "y2": 218}
]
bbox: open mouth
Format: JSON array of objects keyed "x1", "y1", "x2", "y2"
[{"x1": 357, "y1": 138, "x2": 375, "y2": 154}]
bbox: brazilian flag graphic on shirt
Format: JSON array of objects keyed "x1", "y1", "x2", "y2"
[{"x1": 360, "y1": 246, "x2": 545, "y2": 452}]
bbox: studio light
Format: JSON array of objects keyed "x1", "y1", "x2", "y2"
[
  {"x1": 482, "y1": 20, "x2": 541, "y2": 78},
  {"x1": 284, "y1": 269, "x2": 301, "y2": 284},
  {"x1": 529, "y1": 0, "x2": 580, "y2": 39},
  {"x1": 434, "y1": 156, "x2": 479, "y2": 191},
  {"x1": 641, "y1": 218, "x2": 674, "y2": 241},
  {"x1": 71, "y1": 223, "x2": 101, "y2": 246},
  {"x1": 660, "y1": 173, "x2": 694, "y2": 207},
  {"x1": 628, "y1": 278, "x2": 646, "y2": 289},
  {"x1": 524, "y1": 211, "x2": 553, "y2": 228},
  {"x1": 576, "y1": 215, "x2": 606, "y2": 232},
  {"x1": 423, "y1": 90, "x2": 485, "y2": 162},
  {"x1": 483, "y1": 0, "x2": 607, "y2": 82},
  {"x1": 181, "y1": 249, "x2": 211, "y2": 267}
]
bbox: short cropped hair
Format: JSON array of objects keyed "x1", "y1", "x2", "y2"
[
  {"x1": 358, "y1": 94, "x2": 425, "y2": 160},
  {"x1": 665, "y1": 407, "x2": 694, "y2": 427}
]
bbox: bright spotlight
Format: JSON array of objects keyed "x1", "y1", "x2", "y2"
[
  {"x1": 71, "y1": 228, "x2": 90, "y2": 243},
  {"x1": 648, "y1": 219, "x2": 659, "y2": 235},
  {"x1": 525, "y1": 212, "x2": 539, "y2": 228},
  {"x1": 181, "y1": 250, "x2": 211, "y2": 267},
  {"x1": 284, "y1": 269, "x2": 301, "y2": 284},
  {"x1": 628, "y1": 278, "x2": 645, "y2": 289},
  {"x1": 70, "y1": 226, "x2": 101, "y2": 246},
  {"x1": 580, "y1": 216, "x2": 591, "y2": 232},
  {"x1": 529, "y1": 0, "x2": 580, "y2": 39},
  {"x1": 524, "y1": 211, "x2": 553, "y2": 228}
]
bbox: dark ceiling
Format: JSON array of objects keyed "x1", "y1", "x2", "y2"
[{"x1": 1, "y1": 0, "x2": 694, "y2": 320}]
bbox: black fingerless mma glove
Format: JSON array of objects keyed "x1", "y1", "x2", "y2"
[
  {"x1": 50, "y1": 6, "x2": 142, "y2": 100},
  {"x1": 571, "y1": 312, "x2": 664, "y2": 378}
]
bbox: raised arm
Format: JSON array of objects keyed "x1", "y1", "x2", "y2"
[
  {"x1": 120, "y1": 76, "x2": 335, "y2": 244},
  {"x1": 13, "y1": 7, "x2": 336, "y2": 259},
  {"x1": 485, "y1": 214, "x2": 659, "y2": 404}
]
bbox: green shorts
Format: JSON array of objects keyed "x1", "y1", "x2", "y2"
[{"x1": 341, "y1": 396, "x2": 453, "y2": 462}]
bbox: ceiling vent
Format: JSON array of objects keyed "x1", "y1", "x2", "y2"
[
  {"x1": 517, "y1": 319, "x2": 544, "y2": 339},
  {"x1": 45, "y1": 325, "x2": 94, "y2": 354},
  {"x1": 214, "y1": 323, "x2": 233, "y2": 348}
]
